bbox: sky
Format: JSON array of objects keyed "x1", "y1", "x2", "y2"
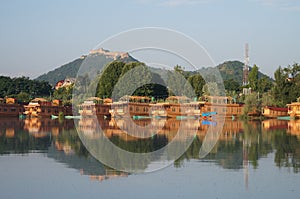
[{"x1": 0, "y1": 0, "x2": 299, "y2": 78}]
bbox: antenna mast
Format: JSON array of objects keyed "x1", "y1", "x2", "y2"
[{"x1": 243, "y1": 43, "x2": 249, "y2": 85}]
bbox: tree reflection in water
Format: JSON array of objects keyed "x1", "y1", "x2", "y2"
[{"x1": 1, "y1": 117, "x2": 300, "y2": 181}]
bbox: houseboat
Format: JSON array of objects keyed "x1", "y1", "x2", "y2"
[
  {"x1": 78, "y1": 97, "x2": 112, "y2": 118},
  {"x1": 23, "y1": 98, "x2": 70, "y2": 117},
  {"x1": 164, "y1": 96, "x2": 202, "y2": 118},
  {"x1": 201, "y1": 96, "x2": 244, "y2": 118},
  {"x1": 287, "y1": 101, "x2": 300, "y2": 119},
  {"x1": 262, "y1": 106, "x2": 288, "y2": 118},
  {"x1": 110, "y1": 96, "x2": 151, "y2": 117},
  {"x1": 149, "y1": 103, "x2": 168, "y2": 118},
  {"x1": 0, "y1": 98, "x2": 24, "y2": 117}
]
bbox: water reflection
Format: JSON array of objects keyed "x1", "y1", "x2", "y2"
[{"x1": 1, "y1": 117, "x2": 300, "y2": 181}]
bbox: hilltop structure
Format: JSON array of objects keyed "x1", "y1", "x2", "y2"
[{"x1": 89, "y1": 48, "x2": 129, "y2": 60}]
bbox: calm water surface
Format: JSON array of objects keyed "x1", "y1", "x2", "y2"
[{"x1": 0, "y1": 117, "x2": 299, "y2": 199}]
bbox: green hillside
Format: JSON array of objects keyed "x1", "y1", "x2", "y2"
[
  {"x1": 36, "y1": 52, "x2": 137, "y2": 85},
  {"x1": 198, "y1": 60, "x2": 272, "y2": 85}
]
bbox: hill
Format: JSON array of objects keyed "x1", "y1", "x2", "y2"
[
  {"x1": 198, "y1": 60, "x2": 272, "y2": 85},
  {"x1": 36, "y1": 49, "x2": 137, "y2": 85},
  {"x1": 36, "y1": 50, "x2": 271, "y2": 86}
]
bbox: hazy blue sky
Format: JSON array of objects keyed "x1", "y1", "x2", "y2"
[{"x1": 0, "y1": 0, "x2": 299, "y2": 78}]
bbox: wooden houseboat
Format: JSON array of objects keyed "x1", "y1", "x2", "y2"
[
  {"x1": 149, "y1": 103, "x2": 168, "y2": 118},
  {"x1": 287, "y1": 101, "x2": 300, "y2": 119},
  {"x1": 0, "y1": 98, "x2": 24, "y2": 117},
  {"x1": 110, "y1": 96, "x2": 151, "y2": 117},
  {"x1": 201, "y1": 96, "x2": 244, "y2": 118},
  {"x1": 78, "y1": 97, "x2": 111, "y2": 118},
  {"x1": 164, "y1": 96, "x2": 202, "y2": 118},
  {"x1": 262, "y1": 106, "x2": 288, "y2": 118},
  {"x1": 23, "y1": 98, "x2": 70, "y2": 117}
]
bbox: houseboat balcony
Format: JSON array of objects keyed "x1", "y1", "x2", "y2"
[{"x1": 287, "y1": 102, "x2": 300, "y2": 118}]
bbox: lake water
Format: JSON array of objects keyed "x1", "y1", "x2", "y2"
[{"x1": 0, "y1": 117, "x2": 299, "y2": 199}]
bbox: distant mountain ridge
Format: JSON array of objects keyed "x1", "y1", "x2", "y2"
[
  {"x1": 36, "y1": 49, "x2": 137, "y2": 85},
  {"x1": 36, "y1": 50, "x2": 271, "y2": 86}
]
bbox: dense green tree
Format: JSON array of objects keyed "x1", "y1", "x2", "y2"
[
  {"x1": 53, "y1": 84, "x2": 73, "y2": 105},
  {"x1": 243, "y1": 92, "x2": 261, "y2": 116},
  {"x1": 96, "y1": 61, "x2": 125, "y2": 98},
  {"x1": 224, "y1": 78, "x2": 240, "y2": 92},
  {"x1": 248, "y1": 64, "x2": 259, "y2": 90},
  {"x1": 202, "y1": 82, "x2": 221, "y2": 96},
  {"x1": 0, "y1": 76, "x2": 52, "y2": 100},
  {"x1": 187, "y1": 74, "x2": 205, "y2": 97},
  {"x1": 272, "y1": 63, "x2": 300, "y2": 106},
  {"x1": 257, "y1": 76, "x2": 273, "y2": 93}
]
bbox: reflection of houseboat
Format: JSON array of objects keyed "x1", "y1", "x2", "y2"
[
  {"x1": 201, "y1": 96, "x2": 243, "y2": 117},
  {"x1": 23, "y1": 98, "x2": 71, "y2": 117},
  {"x1": 287, "y1": 102, "x2": 300, "y2": 119},
  {"x1": 288, "y1": 120, "x2": 300, "y2": 137},
  {"x1": 78, "y1": 97, "x2": 111, "y2": 118},
  {"x1": 110, "y1": 96, "x2": 151, "y2": 117},
  {"x1": 262, "y1": 106, "x2": 288, "y2": 118},
  {"x1": 0, "y1": 98, "x2": 24, "y2": 117},
  {"x1": 262, "y1": 119, "x2": 288, "y2": 130}
]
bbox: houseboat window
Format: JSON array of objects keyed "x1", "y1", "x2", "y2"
[
  {"x1": 11, "y1": 108, "x2": 16, "y2": 112},
  {"x1": 42, "y1": 109, "x2": 45, "y2": 113},
  {"x1": 172, "y1": 108, "x2": 175, "y2": 112},
  {"x1": 4, "y1": 108, "x2": 7, "y2": 112},
  {"x1": 223, "y1": 108, "x2": 226, "y2": 113},
  {"x1": 136, "y1": 107, "x2": 139, "y2": 112},
  {"x1": 130, "y1": 107, "x2": 133, "y2": 111},
  {"x1": 179, "y1": 108, "x2": 182, "y2": 112},
  {"x1": 48, "y1": 109, "x2": 51, "y2": 113}
]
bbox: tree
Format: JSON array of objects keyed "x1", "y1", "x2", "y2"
[
  {"x1": 272, "y1": 63, "x2": 300, "y2": 106},
  {"x1": 243, "y1": 92, "x2": 261, "y2": 116},
  {"x1": 224, "y1": 78, "x2": 240, "y2": 92},
  {"x1": 96, "y1": 61, "x2": 125, "y2": 98},
  {"x1": 257, "y1": 77, "x2": 273, "y2": 93},
  {"x1": 248, "y1": 64, "x2": 259, "y2": 91},
  {"x1": 187, "y1": 74, "x2": 205, "y2": 97},
  {"x1": 202, "y1": 82, "x2": 221, "y2": 96},
  {"x1": 53, "y1": 84, "x2": 73, "y2": 105}
]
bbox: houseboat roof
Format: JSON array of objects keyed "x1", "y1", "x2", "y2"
[
  {"x1": 119, "y1": 95, "x2": 151, "y2": 102},
  {"x1": 86, "y1": 97, "x2": 102, "y2": 101},
  {"x1": 31, "y1": 98, "x2": 48, "y2": 103},
  {"x1": 287, "y1": 102, "x2": 300, "y2": 106},
  {"x1": 264, "y1": 106, "x2": 288, "y2": 112},
  {"x1": 166, "y1": 96, "x2": 191, "y2": 103}
]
